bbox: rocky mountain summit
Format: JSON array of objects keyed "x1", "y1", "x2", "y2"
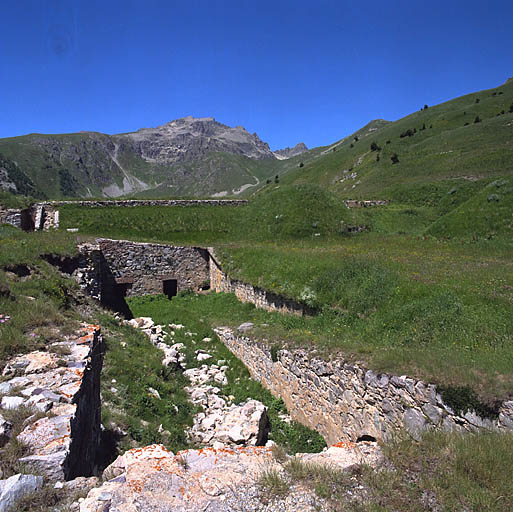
[
  {"x1": 0, "y1": 117, "x2": 286, "y2": 198},
  {"x1": 274, "y1": 142, "x2": 309, "y2": 159},
  {"x1": 123, "y1": 116, "x2": 275, "y2": 163}
]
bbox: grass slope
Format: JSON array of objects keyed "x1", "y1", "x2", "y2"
[{"x1": 282, "y1": 79, "x2": 513, "y2": 206}]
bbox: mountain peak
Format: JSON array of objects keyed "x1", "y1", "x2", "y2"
[
  {"x1": 123, "y1": 117, "x2": 275, "y2": 164},
  {"x1": 273, "y1": 142, "x2": 309, "y2": 159}
]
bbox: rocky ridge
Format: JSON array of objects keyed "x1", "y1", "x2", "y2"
[
  {"x1": 124, "y1": 116, "x2": 275, "y2": 163},
  {"x1": 273, "y1": 142, "x2": 309, "y2": 159}
]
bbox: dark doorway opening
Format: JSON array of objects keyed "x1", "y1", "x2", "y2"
[
  {"x1": 117, "y1": 282, "x2": 132, "y2": 297},
  {"x1": 163, "y1": 279, "x2": 178, "y2": 300}
]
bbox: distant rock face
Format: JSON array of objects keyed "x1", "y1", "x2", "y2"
[
  {"x1": 0, "y1": 117, "x2": 280, "y2": 198},
  {"x1": 273, "y1": 142, "x2": 309, "y2": 159},
  {"x1": 123, "y1": 116, "x2": 276, "y2": 164}
]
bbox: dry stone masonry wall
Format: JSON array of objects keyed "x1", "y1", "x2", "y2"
[
  {"x1": 0, "y1": 200, "x2": 244, "y2": 232},
  {"x1": 97, "y1": 238, "x2": 210, "y2": 297},
  {"x1": 46, "y1": 199, "x2": 248, "y2": 207},
  {"x1": 215, "y1": 327, "x2": 513, "y2": 445},
  {"x1": 0, "y1": 324, "x2": 104, "y2": 481},
  {"x1": 209, "y1": 250, "x2": 314, "y2": 316},
  {"x1": 0, "y1": 204, "x2": 59, "y2": 231}
]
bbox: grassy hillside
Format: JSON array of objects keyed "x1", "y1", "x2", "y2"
[
  {"x1": 282, "y1": 79, "x2": 513, "y2": 204},
  {"x1": 58, "y1": 182, "x2": 513, "y2": 402},
  {"x1": 426, "y1": 176, "x2": 513, "y2": 239},
  {"x1": 60, "y1": 185, "x2": 353, "y2": 243}
]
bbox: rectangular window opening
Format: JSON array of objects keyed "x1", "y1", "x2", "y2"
[{"x1": 163, "y1": 279, "x2": 178, "y2": 300}]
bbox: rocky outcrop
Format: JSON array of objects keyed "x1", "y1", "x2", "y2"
[
  {"x1": 215, "y1": 327, "x2": 513, "y2": 444},
  {"x1": 274, "y1": 142, "x2": 309, "y2": 159},
  {"x1": 78, "y1": 441, "x2": 380, "y2": 512},
  {"x1": 0, "y1": 474, "x2": 43, "y2": 512},
  {"x1": 124, "y1": 116, "x2": 275, "y2": 163},
  {"x1": 0, "y1": 324, "x2": 104, "y2": 481}
]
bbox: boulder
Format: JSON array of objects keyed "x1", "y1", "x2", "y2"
[
  {"x1": 237, "y1": 322, "x2": 254, "y2": 333},
  {"x1": 0, "y1": 414, "x2": 13, "y2": 447},
  {"x1": 0, "y1": 396, "x2": 25, "y2": 410},
  {"x1": 0, "y1": 474, "x2": 43, "y2": 512}
]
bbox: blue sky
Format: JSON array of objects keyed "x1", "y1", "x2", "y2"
[{"x1": 1, "y1": 0, "x2": 512, "y2": 149}]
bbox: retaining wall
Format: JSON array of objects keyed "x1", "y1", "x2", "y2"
[
  {"x1": 215, "y1": 327, "x2": 513, "y2": 444},
  {"x1": 209, "y1": 251, "x2": 314, "y2": 316}
]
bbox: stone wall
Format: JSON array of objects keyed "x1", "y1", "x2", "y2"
[
  {"x1": 0, "y1": 207, "x2": 22, "y2": 228},
  {"x1": 73, "y1": 239, "x2": 210, "y2": 315},
  {"x1": 215, "y1": 327, "x2": 513, "y2": 445},
  {"x1": 1, "y1": 324, "x2": 104, "y2": 481},
  {"x1": 44, "y1": 199, "x2": 248, "y2": 208},
  {"x1": 98, "y1": 238, "x2": 210, "y2": 297},
  {"x1": 344, "y1": 200, "x2": 389, "y2": 208},
  {"x1": 0, "y1": 205, "x2": 58, "y2": 231},
  {"x1": 209, "y1": 251, "x2": 314, "y2": 316}
]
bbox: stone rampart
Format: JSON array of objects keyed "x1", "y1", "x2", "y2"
[
  {"x1": 344, "y1": 200, "x2": 389, "y2": 208},
  {"x1": 209, "y1": 251, "x2": 314, "y2": 316},
  {"x1": 97, "y1": 238, "x2": 210, "y2": 297},
  {"x1": 215, "y1": 327, "x2": 513, "y2": 445},
  {"x1": 45, "y1": 199, "x2": 248, "y2": 208},
  {"x1": 1, "y1": 324, "x2": 104, "y2": 480}
]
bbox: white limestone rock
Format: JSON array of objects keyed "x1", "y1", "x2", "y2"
[
  {"x1": 0, "y1": 474, "x2": 43, "y2": 512},
  {"x1": 0, "y1": 414, "x2": 13, "y2": 447},
  {"x1": 1, "y1": 396, "x2": 25, "y2": 410}
]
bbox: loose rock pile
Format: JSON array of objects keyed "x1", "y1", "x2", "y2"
[{"x1": 127, "y1": 317, "x2": 270, "y2": 448}]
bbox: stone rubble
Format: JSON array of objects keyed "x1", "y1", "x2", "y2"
[{"x1": 127, "y1": 317, "x2": 270, "y2": 448}]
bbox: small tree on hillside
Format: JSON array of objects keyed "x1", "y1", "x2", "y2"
[
  {"x1": 474, "y1": 116, "x2": 481, "y2": 124},
  {"x1": 391, "y1": 153, "x2": 399, "y2": 164}
]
